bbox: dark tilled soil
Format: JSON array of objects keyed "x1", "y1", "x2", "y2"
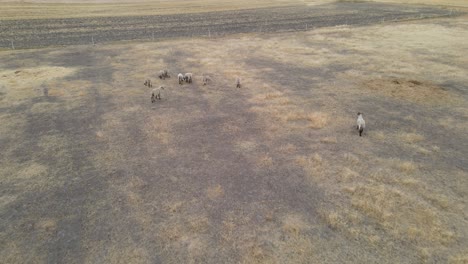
[{"x1": 0, "y1": 2, "x2": 457, "y2": 49}]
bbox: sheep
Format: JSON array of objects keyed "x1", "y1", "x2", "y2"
[
  {"x1": 184, "y1": 73, "x2": 193, "y2": 83},
  {"x1": 236, "y1": 77, "x2": 241, "y2": 88},
  {"x1": 144, "y1": 79, "x2": 152, "y2": 88},
  {"x1": 158, "y1": 70, "x2": 170, "y2": 79},
  {"x1": 35, "y1": 85, "x2": 48, "y2": 97},
  {"x1": 151, "y1": 86, "x2": 165, "y2": 102},
  {"x1": 356, "y1": 112, "x2": 365, "y2": 136},
  {"x1": 178, "y1": 73, "x2": 184, "y2": 85},
  {"x1": 202, "y1": 75, "x2": 210, "y2": 85}
]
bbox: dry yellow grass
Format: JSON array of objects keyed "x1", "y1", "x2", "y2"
[
  {"x1": 340, "y1": 167, "x2": 359, "y2": 181},
  {"x1": 1, "y1": 5, "x2": 467, "y2": 263},
  {"x1": 0, "y1": 67, "x2": 77, "y2": 105},
  {"x1": 282, "y1": 214, "x2": 309, "y2": 236},
  {"x1": 0, "y1": 0, "x2": 317, "y2": 20},
  {"x1": 349, "y1": 184, "x2": 455, "y2": 244},
  {"x1": 363, "y1": 78, "x2": 459, "y2": 105},
  {"x1": 256, "y1": 154, "x2": 273, "y2": 167},
  {"x1": 321, "y1": 211, "x2": 344, "y2": 230},
  {"x1": 320, "y1": 136, "x2": 337, "y2": 144},
  {"x1": 396, "y1": 160, "x2": 418, "y2": 173},
  {"x1": 343, "y1": 153, "x2": 360, "y2": 164},
  {"x1": 294, "y1": 153, "x2": 326, "y2": 183},
  {"x1": 206, "y1": 185, "x2": 224, "y2": 199},
  {"x1": 449, "y1": 253, "x2": 468, "y2": 264},
  {"x1": 282, "y1": 111, "x2": 328, "y2": 128},
  {"x1": 365, "y1": 0, "x2": 468, "y2": 8},
  {"x1": 235, "y1": 140, "x2": 258, "y2": 152},
  {"x1": 277, "y1": 143, "x2": 297, "y2": 154},
  {"x1": 399, "y1": 132, "x2": 425, "y2": 144}
]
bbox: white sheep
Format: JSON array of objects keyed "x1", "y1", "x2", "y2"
[
  {"x1": 144, "y1": 79, "x2": 152, "y2": 88},
  {"x1": 236, "y1": 77, "x2": 241, "y2": 88},
  {"x1": 35, "y1": 85, "x2": 49, "y2": 97},
  {"x1": 158, "y1": 70, "x2": 170, "y2": 79},
  {"x1": 184, "y1": 73, "x2": 193, "y2": 83},
  {"x1": 202, "y1": 75, "x2": 211, "y2": 85},
  {"x1": 178, "y1": 73, "x2": 184, "y2": 85},
  {"x1": 151, "y1": 86, "x2": 165, "y2": 102},
  {"x1": 356, "y1": 112, "x2": 365, "y2": 136}
]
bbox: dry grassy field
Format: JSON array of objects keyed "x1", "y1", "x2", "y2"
[
  {"x1": 1, "y1": 0, "x2": 467, "y2": 263},
  {"x1": 0, "y1": 2, "x2": 455, "y2": 49}
]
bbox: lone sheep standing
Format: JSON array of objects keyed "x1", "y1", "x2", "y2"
[
  {"x1": 151, "y1": 86, "x2": 165, "y2": 103},
  {"x1": 184, "y1": 73, "x2": 193, "y2": 83},
  {"x1": 356, "y1": 112, "x2": 365, "y2": 136},
  {"x1": 158, "y1": 70, "x2": 170, "y2": 79},
  {"x1": 236, "y1": 77, "x2": 241, "y2": 88},
  {"x1": 202, "y1": 75, "x2": 210, "y2": 85},
  {"x1": 178, "y1": 73, "x2": 184, "y2": 85},
  {"x1": 144, "y1": 79, "x2": 152, "y2": 88}
]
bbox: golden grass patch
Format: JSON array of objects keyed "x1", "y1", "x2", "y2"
[
  {"x1": 36, "y1": 219, "x2": 58, "y2": 237},
  {"x1": 369, "y1": 130, "x2": 386, "y2": 140},
  {"x1": 0, "y1": 113, "x2": 27, "y2": 139},
  {"x1": 104, "y1": 244, "x2": 150, "y2": 264},
  {"x1": 449, "y1": 252, "x2": 468, "y2": 264},
  {"x1": 363, "y1": 78, "x2": 458, "y2": 105},
  {"x1": 340, "y1": 167, "x2": 359, "y2": 182},
  {"x1": 307, "y1": 112, "x2": 328, "y2": 129},
  {"x1": 17, "y1": 162, "x2": 48, "y2": 180},
  {"x1": 350, "y1": 184, "x2": 455, "y2": 244},
  {"x1": 277, "y1": 143, "x2": 297, "y2": 154},
  {"x1": 281, "y1": 110, "x2": 328, "y2": 129},
  {"x1": 257, "y1": 154, "x2": 273, "y2": 167},
  {"x1": 396, "y1": 161, "x2": 418, "y2": 173},
  {"x1": 399, "y1": 132, "x2": 425, "y2": 144},
  {"x1": 221, "y1": 121, "x2": 242, "y2": 134},
  {"x1": 206, "y1": 184, "x2": 224, "y2": 200},
  {"x1": 1, "y1": 241, "x2": 46, "y2": 264},
  {"x1": 187, "y1": 215, "x2": 210, "y2": 233},
  {"x1": 0, "y1": 194, "x2": 17, "y2": 210},
  {"x1": 263, "y1": 92, "x2": 284, "y2": 100},
  {"x1": 295, "y1": 153, "x2": 325, "y2": 181},
  {"x1": 320, "y1": 136, "x2": 337, "y2": 144},
  {"x1": 0, "y1": 66, "x2": 77, "y2": 104},
  {"x1": 282, "y1": 214, "x2": 309, "y2": 236},
  {"x1": 321, "y1": 211, "x2": 346, "y2": 230},
  {"x1": 235, "y1": 140, "x2": 257, "y2": 152},
  {"x1": 343, "y1": 153, "x2": 360, "y2": 164}
]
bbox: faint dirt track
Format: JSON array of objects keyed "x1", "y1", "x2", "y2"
[{"x1": 0, "y1": 2, "x2": 457, "y2": 49}]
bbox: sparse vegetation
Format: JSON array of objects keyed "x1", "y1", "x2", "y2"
[{"x1": 1, "y1": 0, "x2": 467, "y2": 263}]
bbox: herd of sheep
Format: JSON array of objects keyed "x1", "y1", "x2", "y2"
[
  {"x1": 145, "y1": 69, "x2": 365, "y2": 136},
  {"x1": 146, "y1": 69, "x2": 241, "y2": 103}
]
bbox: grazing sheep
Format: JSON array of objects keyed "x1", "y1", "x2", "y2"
[
  {"x1": 144, "y1": 79, "x2": 152, "y2": 88},
  {"x1": 35, "y1": 85, "x2": 48, "y2": 97},
  {"x1": 236, "y1": 77, "x2": 241, "y2": 88},
  {"x1": 178, "y1": 73, "x2": 184, "y2": 85},
  {"x1": 158, "y1": 70, "x2": 170, "y2": 79},
  {"x1": 202, "y1": 75, "x2": 210, "y2": 85},
  {"x1": 151, "y1": 86, "x2": 165, "y2": 102},
  {"x1": 184, "y1": 73, "x2": 193, "y2": 83},
  {"x1": 356, "y1": 112, "x2": 365, "y2": 136}
]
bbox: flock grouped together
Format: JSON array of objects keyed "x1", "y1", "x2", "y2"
[
  {"x1": 144, "y1": 69, "x2": 241, "y2": 103},
  {"x1": 144, "y1": 69, "x2": 365, "y2": 136}
]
